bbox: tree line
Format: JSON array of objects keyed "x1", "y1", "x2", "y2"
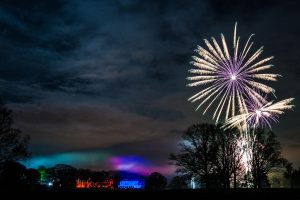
[
  {"x1": 169, "y1": 123, "x2": 299, "y2": 188},
  {"x1": 0, "y1": 161, "x2": 172, "y2": 190}
]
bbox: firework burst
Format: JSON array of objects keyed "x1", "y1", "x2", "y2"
[
  {"x1": 187, "y1": 23, "x2": 280, "y2": 124},
  {"x1": 222, "y1": 98, "x2": 294, "y2": 130}
]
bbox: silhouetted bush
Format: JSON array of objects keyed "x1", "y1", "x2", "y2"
[{"x1": 145, "y1": 172, "x2": 167, "y2": 190}]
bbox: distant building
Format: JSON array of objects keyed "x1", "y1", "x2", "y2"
[{"x1": 118, "y1": 179, "x2": 145, "y2": 189}]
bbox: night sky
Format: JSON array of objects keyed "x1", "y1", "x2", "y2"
[{"x1": 1, "y1": 0, "x2": 299, "y2": 178}]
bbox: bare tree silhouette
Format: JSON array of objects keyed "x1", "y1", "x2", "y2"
[{"x1": 0, "y1": 104, "x2": 29, "y2": 164}]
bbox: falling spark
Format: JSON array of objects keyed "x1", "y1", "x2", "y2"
[{"x1": 187, "y1": 23, "x2": 280, "y2": 124}]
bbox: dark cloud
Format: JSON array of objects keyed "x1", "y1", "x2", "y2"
[
  {"x1": 12, "y1": 103, "x2": 185, "y2": 154},
  {"x1": 0, "y1": 0, "x2": 299, "y2": 171}
]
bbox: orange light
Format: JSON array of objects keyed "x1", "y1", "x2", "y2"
[{"x1": 76, "y1": 178, "x2": 114, "y2": 189}]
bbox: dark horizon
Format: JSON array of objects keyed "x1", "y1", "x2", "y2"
[{"x1": 0, "y1": 0, "x2": 299, "y2": 177}]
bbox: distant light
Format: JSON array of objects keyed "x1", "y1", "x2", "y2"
[
  {"x1": 231, "y1": 75, "x2": 236, "y2": 80},
  {"x1": 48, "y1": 182, "x2": 53, "y2": 186},
  {"x1": 191, "y1": 177, "x2": 196, "y2": 189}
]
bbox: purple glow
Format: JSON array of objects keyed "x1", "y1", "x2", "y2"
[{"x1": 108, "y1": 156, "x2": 175, "y2": 176}]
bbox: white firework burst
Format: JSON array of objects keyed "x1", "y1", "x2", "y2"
[
  {"x1": 187, "y1": 23, "x2": 280, "y2": 124},
  {"x1": 222, "y1": 98, "x2": 295, "y2": 130}
]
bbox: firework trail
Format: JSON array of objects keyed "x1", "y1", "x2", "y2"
[{"x1": 187, "y1": 23, "x2": 280, "y2": 124}]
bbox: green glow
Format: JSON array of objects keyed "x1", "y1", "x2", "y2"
[{"x1": 38, "y1": 168, "x2": 47, "y2": 182}]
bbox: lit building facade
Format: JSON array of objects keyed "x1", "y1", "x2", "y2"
[
  {"x1": 117, "y1": 179, "x2": 145, "y2": 189},
  {"x1": 76, "y1": 178, "x2": 114, "y2": 189}
]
